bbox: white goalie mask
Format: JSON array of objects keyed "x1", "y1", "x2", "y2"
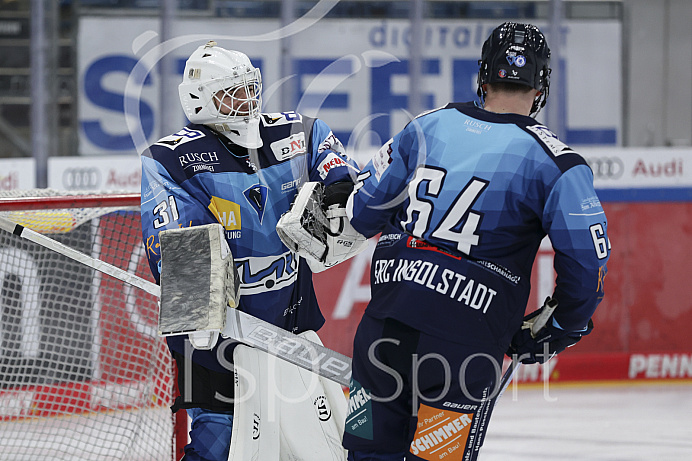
[{"x1": 178, "y1": 41, "x2": 263, "y2": 148}]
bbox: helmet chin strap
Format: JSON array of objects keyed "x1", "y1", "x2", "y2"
[{"x1": 210, "y1": 117, "x2": 263, "y2": 149}]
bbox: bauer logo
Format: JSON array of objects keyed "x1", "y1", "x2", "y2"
[
  {"x1": 208, "y1": 196, "x2": 241, "y2": 232},
  {"x1": 252, "y1": 413, "x2": 260, "y2": 440},
  {"x1": 270, "y1": 132, "x2": 306, "y2": 161},
  {"x1": 409, "y1": 404, "x2": 474, "y2": 460},
  {"x1": 345, "y1": 379, "x2": 373, "y2": 440}
]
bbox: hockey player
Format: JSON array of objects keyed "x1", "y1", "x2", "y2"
[
  {"x1": 140, "y1": 41, "x2": 358, "y2": 461},
  {"x1": 341, "y1": 23, "x2": 610, "y2": 460}
]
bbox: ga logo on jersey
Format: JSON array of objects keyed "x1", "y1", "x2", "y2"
[
  {"x1": 271, "y1": 132, "x2": 306, "y2": 161},
  {"x1": 208, "y1": 196, "x2": 241, "y2": 232}
]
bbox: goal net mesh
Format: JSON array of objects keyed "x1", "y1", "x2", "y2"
[{"x1": 0, "y1": 189, "x2": 177, "y2": 461}]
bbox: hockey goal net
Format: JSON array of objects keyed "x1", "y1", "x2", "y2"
[{"x1": 0, "y1": 189, "x2": 184, "y2": 460}]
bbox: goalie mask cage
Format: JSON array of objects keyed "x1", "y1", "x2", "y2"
[{"x1": 0, "y1": 189, "x2": 186, "y2": 461}]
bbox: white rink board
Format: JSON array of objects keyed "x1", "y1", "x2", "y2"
[{"x1": 2, "y1": 147, "x2": 692, "y2": 193}]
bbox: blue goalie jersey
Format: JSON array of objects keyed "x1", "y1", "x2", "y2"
[
  {"x1": 141, "y1": 112, "x2": 357, "y2": 370},
  {"x1": 348, "y1": 102, "x2": 609, "y2": 351}
]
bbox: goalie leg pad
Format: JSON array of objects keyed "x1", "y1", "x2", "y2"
[
  {"x1": 228, "y1": 332, "x2": 347, "y2": 461},
  {"x1": 278, "y1": 330, "x2": 347, "y2": 461},
  {"x1": 228, "y1": 345, "x2": 281, "y2": 461}
]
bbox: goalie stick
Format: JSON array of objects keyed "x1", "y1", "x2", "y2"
[{"x1": 0, "y1": 216, "x2": 353, "y2": 387}]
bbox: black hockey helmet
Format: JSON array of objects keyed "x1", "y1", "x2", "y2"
[{"x1": 477, "y1": 22, "x2": 551, "y2": 116}]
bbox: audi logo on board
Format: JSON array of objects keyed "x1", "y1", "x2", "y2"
[
  {"x1": 62, "y1": 168, "x2": 101, "y2": 189},
  {"x1": 586, "y1": 157, "x2": 624, "y2": 179}
]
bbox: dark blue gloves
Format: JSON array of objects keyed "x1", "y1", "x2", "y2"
[{"x1": 507, "y1": 305, "x2": 593, "y2": 365}]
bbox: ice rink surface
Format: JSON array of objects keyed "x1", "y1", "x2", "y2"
[
  {"x1": 480, "y1": 382, "x2": 692, "y2": 461},
  {"x1": 2, "y1": 382, "x2": 691, "y2": 460}
]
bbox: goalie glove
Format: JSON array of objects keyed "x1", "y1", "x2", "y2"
[{"x1": 277, "y1": 181, "x2": 368, "y2": 273}]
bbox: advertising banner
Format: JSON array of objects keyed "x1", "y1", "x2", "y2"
[
  {"x1": 582, "y1": 147, "x2": 692, "y2": 201},
  {"x1": 77, "y1": 17, "x2": 621, "y2": 155},
  {"x1": 48, "y1": 155, "x2": 141, "y2": 192},
  {"x1": 0, "y1": 159, "x2": 35, "y2": 190}
]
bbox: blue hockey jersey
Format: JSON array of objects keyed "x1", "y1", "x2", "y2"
[
  {"x1": 141, "y1": 112, "x2": 357, "y2": 370},
  {"x1": 348, "y1": 102, "x2": 609, "y2": 351}
]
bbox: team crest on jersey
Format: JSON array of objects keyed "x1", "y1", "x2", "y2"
[
  {"x1": 153, "y1": 127, "x2": 205, "y2": 150},
  {"x1": 235, "y1": 251, "x2": 299, "y2": 294},
  {"x1": 243, "y1": 184, "x2": 269, "y2": 224},
  {"x1": 261, "y1": 111, "x2": 302, "y2": 127},
  {"x1": 270, "y1": 132, "x2": 306, "y2": 161}
]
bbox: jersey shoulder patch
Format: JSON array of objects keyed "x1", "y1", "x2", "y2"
[
  {"x1": 260, "y1": 111, "x2": 303, "y2": 127},
  {"x1": 524, "y1": 124, "x2": 577, "y2": 157},
  {"x1": 524, "y1": 123, "x2": 588, "y2": 173},
  {"x1": 153, "y1": 127, "x2": 206, "y2": 150}
]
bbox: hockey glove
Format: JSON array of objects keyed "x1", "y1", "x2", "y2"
[
  {"x1": 507, "y1": 307, "x2": 593, "y2": 365},
  {"x1": 276, "y1": 181, "x2": 368, "y2": 273}
]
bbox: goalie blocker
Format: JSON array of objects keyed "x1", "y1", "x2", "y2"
[
  {"x1": 156, "y1": 223, "x2": 349, "y2": 460},
  {"x1": 156, "y1": 223, "x2": 353, "y2": 387},
  {"x1": 277, "y1": 181, "x2": 368, "y2": 273}
]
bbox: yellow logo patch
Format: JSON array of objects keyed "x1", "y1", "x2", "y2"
[{"x1": 208, "y1": 196, "x2": 241, "y2": 230}]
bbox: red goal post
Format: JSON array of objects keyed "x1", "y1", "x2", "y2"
[{"x1": 0, "y1": 189, "x2": 186, "y2": 460}]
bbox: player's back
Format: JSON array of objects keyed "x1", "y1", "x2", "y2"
[
  {"x1": 349, "y1": 101, "x2": 601, "y2": 346},
  {"x1": 401, "y1": 103, "x2": 583, "y2": 273},
  {"x1": 351, "y1": 101, "x2": 593, "y2": 284}
]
